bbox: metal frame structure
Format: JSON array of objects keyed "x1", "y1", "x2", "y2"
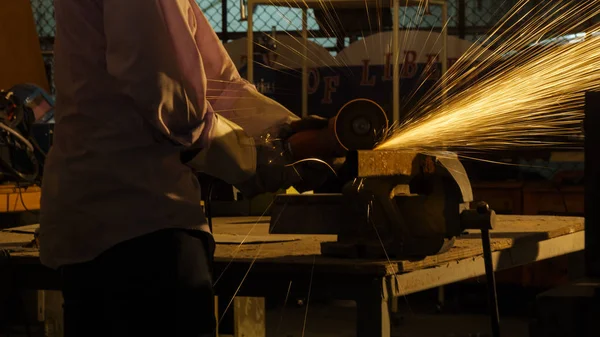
[{"x1": 245, "y1": 0, "x2": 448, "y2": 120}]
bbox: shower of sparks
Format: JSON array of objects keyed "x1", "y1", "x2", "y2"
[{"x1": 376, "y1": 0, "x2": 598, "y2": 152}]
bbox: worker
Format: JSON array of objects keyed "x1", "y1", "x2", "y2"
[{"x1": 38, "y1": 1, "x2": 331, "y2": 336}]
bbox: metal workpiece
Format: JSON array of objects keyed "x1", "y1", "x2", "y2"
[
  {"x1": 344, "y1": 150, "x2": 476, "y2": 191},
  {"x1": 345, "y1": 150, "x2": 422, "y2": 178}
]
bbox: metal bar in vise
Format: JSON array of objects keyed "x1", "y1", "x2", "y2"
[{"x1": 346, "y1": 150, "x2": 422, "y2": 178}]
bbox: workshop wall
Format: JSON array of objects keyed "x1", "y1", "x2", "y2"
[{"x1": 0, "y1": 0, "x2": 49, "y2": 92}]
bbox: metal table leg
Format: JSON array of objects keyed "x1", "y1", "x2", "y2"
[
  {"x1": 482, "y1": 228, "x2": 500, "y2": 337},
  {"x1": 462, "y1": 201, "x2": 500, "y2": 337}
]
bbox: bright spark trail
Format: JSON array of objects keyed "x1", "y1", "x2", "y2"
[{"x1": 376, "y1": 0, "x2": 599, "y2": 152}]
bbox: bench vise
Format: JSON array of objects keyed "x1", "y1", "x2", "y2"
[{"x1": 269, "y1": 150, "x2": 496, "y2": 259}]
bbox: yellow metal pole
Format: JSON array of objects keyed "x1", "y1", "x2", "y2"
[
  {"x1": 441, "y1": 1, "x2": 448, "y2": 75},
  {"x1": 246, "y1": 1, "x2": 254, "y2": 83},
  {"x1": 302, "y1": 8, "x2": 309, "y2": 117},
  {"x1": 392, "y1": 0, "x2": 400, "y2": 122},
  {"x1": 441, "y1": 1, "x2": 448, "y2": 104}
]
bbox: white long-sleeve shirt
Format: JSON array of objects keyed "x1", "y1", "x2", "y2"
[{"x1": 39, "y1": 0, "x2": 297, "y2": 269}]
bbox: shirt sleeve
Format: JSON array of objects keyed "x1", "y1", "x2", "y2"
[{"x1": 103, "y1": 0, "x2": 213, "y2": 148}]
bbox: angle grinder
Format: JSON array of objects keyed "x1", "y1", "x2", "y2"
[{"x1": 285, "y1": 98, "x2": 389, "y2": 160}]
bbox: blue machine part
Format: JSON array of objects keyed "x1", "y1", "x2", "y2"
[{"x1": 8, "y1": 83, "x2": 55, "y2": 123}]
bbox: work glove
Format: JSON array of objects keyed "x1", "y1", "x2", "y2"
[
  {"x1": 279, "y1": 115, "x2": 330, "y2": 138},
  {"x1": 184, "y1": 114, "x2": 333, "y2": 199},
  {"x1": 279, "y1": 115, "x2": 347, "y2": 161},
  {"x1": 234, "y1": 136, "x2": 333, "y2": 198}
]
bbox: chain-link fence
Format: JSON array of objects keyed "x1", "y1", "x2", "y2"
[{"x1": 27, "y1": 0, "x2": 532, "y2": 94}]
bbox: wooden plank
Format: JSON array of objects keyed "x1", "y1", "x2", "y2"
[
  {"x1": 399, "y1": 216, "x2": 584, "y2": 272},
  {"x1": 393, "y1": 231, "x2": 585, "y2": 295},
  {"x1": 38, "y1": 290, "x2": 64, "y2": 337},
  {"x1": 1, "y1": 215, "x2": 585, "y2": 275},
  {"x1": 214, "y1": 234, "x2": 300, "y2": 244},
  {"x1": 0, "y1": 231, "x2": 33, "y2": 248},
  {"x1": 211, "y1": 215, "x2": 584, "y2": 273},
  {"x1": 1, "y1": 224, "x2": 38, "y2": 234},
  {"x1": 233, "y1": 297, "x2": 266, "y2": 337}
]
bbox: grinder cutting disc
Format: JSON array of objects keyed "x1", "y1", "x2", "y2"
[{"x1": 334, "y1": 98, "x2": 389, "y2": 151}]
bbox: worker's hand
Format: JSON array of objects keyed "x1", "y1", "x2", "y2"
[
  {"x1": 184, "y1": 113, "x2": 335, "y2": 199},
  {"x1": 234, "y1": 137, "x2": 334, "y2": 198},
  {"x1": 279, "y1": 115, "x2": 346, "y2": 161},
  {"x1": 278, "y1": 115, "x2": 330, "y2": 139}
]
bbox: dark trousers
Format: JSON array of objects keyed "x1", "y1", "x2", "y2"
[{"x1": 59, "y1": 229, "x2": 216, "y2": 337}]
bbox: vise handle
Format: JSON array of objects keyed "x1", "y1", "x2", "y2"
[{"x1": 461, "y1": 201, "x2": 496, "y2": 231}]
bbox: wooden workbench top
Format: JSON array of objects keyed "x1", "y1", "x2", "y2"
[{"x1": 0, "y1": 215, "x2": 584, "y2": 275}]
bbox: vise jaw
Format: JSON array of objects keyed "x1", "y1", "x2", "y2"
[{"x1": 269, "y1": 150, "x2": 495, "y2": 259}]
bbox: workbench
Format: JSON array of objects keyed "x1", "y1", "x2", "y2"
[{"x1": 0, "y1": 215, "x2": 584, "y2": 337}]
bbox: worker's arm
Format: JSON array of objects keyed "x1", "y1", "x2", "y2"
[
  {"x1": 103, "y1": 0, "x2": 330, "y2": 192},
  {"x1": 103, "y1": 0, "x2": 261, "y2": 185},
  {"x1": 103, "y1": 0, "x2": 212, "y2": 148},
  {"x1": 182, "y1": 2, "x2": 300, "y2": 138}
]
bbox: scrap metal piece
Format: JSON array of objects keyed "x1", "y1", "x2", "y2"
[{"x1": 346, "y1": 150, "x2": 422, "y2": 178}]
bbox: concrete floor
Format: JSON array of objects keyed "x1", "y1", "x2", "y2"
[
  {"x1": 249, "y1": 283, "x2": 539, "y2": 337},
  {"x1": 1, "y1": 286, "x2": 535, "y2": 337},
  {"x1": 218, "y1": 284, "x2": 536, "y2": 337},
  {"x1": 2, "y1": 303, "x2": 529, "y2": 337},
  {"x1": 258, "y1": 301, "x2": 529, "y2": 337}
]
